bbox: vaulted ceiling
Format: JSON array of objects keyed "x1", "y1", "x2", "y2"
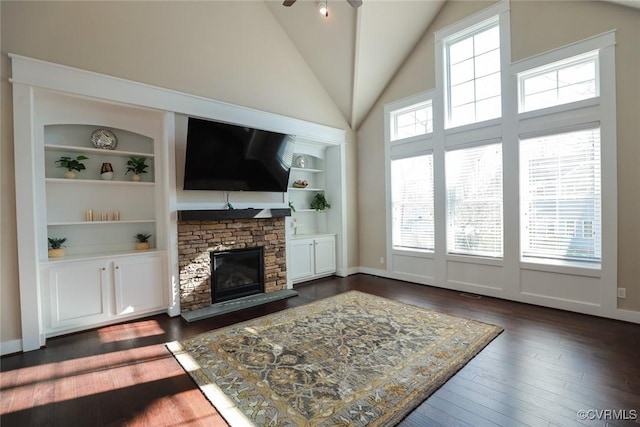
[
  {"x1": 265, "y1": 0, "x2": 638, "y2": 131},
  {"x1": 265, "y1": 0, "x2": 445, "y2": 130}
]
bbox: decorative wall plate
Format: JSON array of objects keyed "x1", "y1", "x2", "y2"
[
  {"x1": 295, "y1": 155, "x2": 309, "y2": 169},
  {"x1": 91, "y1": 128, "x2": 118, "y2": 150}
]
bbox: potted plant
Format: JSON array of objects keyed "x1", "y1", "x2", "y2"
[
  {"x1": 135, "y1": 233, "x2": 151, "y2": 250},
  {"x1": 125, "y1": 157, "x2": 149, "y2": 182},
  {"x1": 48, "y1": 237, "x2": 67, "y2": 258},
  {"x1": 55, "y1": 155, "x2": 88, "y2": 179},
  {"x1": 310, "y1": 193, "x2": 331, "y2": 211}
]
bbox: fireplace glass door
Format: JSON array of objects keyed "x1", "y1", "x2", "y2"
[{"x1": 211, "y1": 247, "x2": 264, "y2": 303}]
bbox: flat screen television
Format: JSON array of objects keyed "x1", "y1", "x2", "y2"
[{"x1": 183, "y1": 117, "x2": 294, "y2": 192}]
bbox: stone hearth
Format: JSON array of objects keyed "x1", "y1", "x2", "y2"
[{"x1": 177, "y1": 210, "x2": 289, "y2": 312}]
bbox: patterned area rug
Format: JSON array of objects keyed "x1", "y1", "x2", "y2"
[{"x1": 167, "y1": 291, "x2": 502, "y2": 426}]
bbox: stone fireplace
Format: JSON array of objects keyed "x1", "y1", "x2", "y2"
[{"x1": 177, "y1": 209, "x2": 290, "y2": 312}]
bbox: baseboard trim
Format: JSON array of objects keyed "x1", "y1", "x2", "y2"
[{"x1": 1, "y1": 339, "x2": 23, "y2": 356}]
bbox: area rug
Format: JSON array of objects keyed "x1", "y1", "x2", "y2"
[{"x1": 167, "y1": 291, "x2": 502, "y2": 426}]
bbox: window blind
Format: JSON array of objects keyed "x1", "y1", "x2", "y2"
[
  {"x1": 520, "y1": 128, "x2": 601, "y2": 262},
  {"x1": 446, "y1": 143, "x2": 503, "y2": 257},
  {"x1": 391, "y1": 154, "x2": 435, "y2": 251}
]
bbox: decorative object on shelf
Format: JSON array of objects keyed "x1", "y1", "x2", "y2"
[
  {"x1": 134, "y1": 233, "x2": 151, "y2": 250},
  {"x1": 310, "y1": 192, "x2": 331, "y2": 211},
  {"x1": 224, "y1": 191, "x2": 234, "y2": 210},
  {"x1": 100, "y1": 162, "x2": 114, "y2": 180},
  {"x1": 55, "y1": 155, "x2": 88, "y2": 179},
  {"x1": 85, "y1": 209, "x2": 94, "y2": 221},
  {"x1": 125, "y1": 156, "x2": 149, "y2": 182},
  {"x1": 292, "y1": 180, "x2": 308, "y2": 188},
  {"x1": 48, "y1": 237, "x2": 67, "y2": 258},
  {"x1": 90, "y1": 128, "x2": 118, "y2": 150},
  {"x1": 288, "y1": 201, "x2": 296, "y2": 213},
  {"x1": 295, "y1": 155, "x2": 309, "y2": 169}
]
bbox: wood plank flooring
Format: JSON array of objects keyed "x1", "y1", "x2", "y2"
[{"x1": 2, "y1": 274, "x2": 639, "y2": 426}]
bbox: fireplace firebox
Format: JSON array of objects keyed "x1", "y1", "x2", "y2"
[{"x1": 211, "y1": 247, "x2": 264, "y2": 303}]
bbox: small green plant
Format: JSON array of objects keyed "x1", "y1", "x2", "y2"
[
  {"x1": 288, "y1": 201, "x2": 296, "y2": 213},
  {"x1": 310, "y1": 193, "x2": 331, "y2": 211},
  {"x1": 134, "y1": 233, "x2": 151, "y2": 243},
  {"x1": 55, "y1": 155, "x2": 88, "y2": 172},
  {"x1": 48, "y1": 237, "x2": 67, "y2": 249},
  {"x1": 126, "y1": 157, "x2": 149, "y2": 175}
]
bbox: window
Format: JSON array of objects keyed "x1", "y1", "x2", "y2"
[
  {"x1": 390, "y1": 100, "x2": 433, "y2": 141},
  {"x1": 518, "y1": 51, "x2": 598, "y2": 113},
  {"x1": 520, "y1": 128, "x2": 601, "y2": 263},
  {"x1": 446, "y1": 143, "x2": 503, "y2": 257},
  {"x1": 391, "y1": 155, "x2": 435, "y2": 251},
  {"x1": 445, "y1": 20, "x2": 501, "y2": 128}
]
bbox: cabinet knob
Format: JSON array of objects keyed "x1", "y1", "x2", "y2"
[
  {"x1": 102, "y1": 267, "x2": 106, "y2": 271},
  {"x1": 115, "y1": 266, "x2": 119, "y2": 269}
]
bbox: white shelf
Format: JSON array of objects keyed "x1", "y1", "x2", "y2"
[
  {"x1": 290, "y1": 167, "x2": 323, "y2": 173},
  {"x1": 46, "y1": 178, "x2": 154, "y2": 186},
  {"x1": 44, "y1": 144, "x2": 154, "y2": 158},
  {"x1": 41, "y1": 248, "x2": 163, "y2": 265},
  {"x1": 289, "y1": 187, "x2": 324, "y2": 192},
  {"x1": 293, "y1": 209, "x2": 326, "y2": 213},
  {"x1": 48, "y1": 219, "x2": 155, "y2": 226}
]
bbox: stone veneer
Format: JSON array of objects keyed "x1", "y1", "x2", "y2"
[{"x1": 178, "y1": 217, "x2": 287, "y2": 312}]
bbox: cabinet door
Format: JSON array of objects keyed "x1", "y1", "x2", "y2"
[
  {"x1": 113, "y1": 255, "x2": 165, "y2": 315},
  {"x1": 290, "y1": 239, "x2": 315, "y2": 281},
  {"x1": 314, "y1": 236, "x2": 336, "y2": 275},
  {"x1": 49, "y1": 261, "x2": 109, "y2": 328}
]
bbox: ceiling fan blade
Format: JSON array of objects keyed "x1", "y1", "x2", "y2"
[
  {"x1": 283, "y1": 0, "x2": 296, "y2": 6},
  {"x1": 347, "y1": 0, "x2": 363, "y2": 8}
]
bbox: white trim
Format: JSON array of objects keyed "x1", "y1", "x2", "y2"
[
  {"x1": 434, "y1": 0, "x2": 510, "y2": 42},
  {"x1": 0, "y1": 339, "x2": 23, "y2": 356},
  {"x1": 510, "y1": 30, "x2": 616, "y2": 74},
  {"x1": 9, "y1": 54, "x2": 345, "y2": 145}
]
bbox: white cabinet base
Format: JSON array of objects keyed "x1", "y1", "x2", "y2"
[
  {"x1": 43, "y1": 252, "x2": 167, "y2": 338},
  {"x1": 290, "y1": 235, "x2": 336, "y2": 284}
]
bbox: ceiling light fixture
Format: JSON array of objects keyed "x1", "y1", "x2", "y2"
[{"x1": 318, "y1": 1, "x2": 328, "y2": 17}]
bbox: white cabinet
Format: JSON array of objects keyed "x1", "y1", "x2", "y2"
[
  {"x1": 44, "y1": 253, "x2": 166, "y2": 337},
  {"x1": 289, "y1": 235, "x2": 336, "y2": 283},
  {"x1": 114, "y1": 255, "x2": 165, "y2": 315},
  {"x1": 48, "y1": 260, "x2": 110, "y2": 329}
]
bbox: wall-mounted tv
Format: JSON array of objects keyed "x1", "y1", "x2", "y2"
[{"x1": 183, "y1": 117, "x2": 294, "y2": 192}]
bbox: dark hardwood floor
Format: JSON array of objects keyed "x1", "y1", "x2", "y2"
[{"x1": 2, "y1": 274, "x2": 639, "y2": 426}]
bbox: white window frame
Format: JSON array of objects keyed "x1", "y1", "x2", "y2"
[
  {"x1": 385, "y1": 90, "x2": 436, "y2": 260},
  {"x1": 513, "y1": 31, "x2": 616, "y2": 276},
  {"x1": 389, "y1": 100, "x2": 433, "y2": 142},
  {"x1": 517, "y1": 50, "x2": 600, "y2": 114},
  {"x1": 435, "y1": 1, "x2": 511, "y2": 133}
]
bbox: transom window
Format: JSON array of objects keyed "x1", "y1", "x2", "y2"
[
  {"x1": 518, "y1": 51, "x2": 599, "y2": 113},
  {"x1": 445, "y1": 20, "x2": 501, "y2": 128},
  {"x1": 390, "y1": 101, "x2": 433, "y2": 141}
]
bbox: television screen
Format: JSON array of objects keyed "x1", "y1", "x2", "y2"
[{"x1": 183, "y1": 117, "x2": 294, "y2": 192}]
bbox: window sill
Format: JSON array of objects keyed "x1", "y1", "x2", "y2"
[
  {"x1": 521, "y1": 258, "x2": 601, "y2": 278},
  {"x1": 446, "y1": 254, "x2": 503, "y2": 267},
  {"x1": 392, "y1": 248, "x2": 434, "y2": 259}
]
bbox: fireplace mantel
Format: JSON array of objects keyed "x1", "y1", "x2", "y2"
[{"x1": 178, "y1": 208, "x2": 291, "y2": 221}]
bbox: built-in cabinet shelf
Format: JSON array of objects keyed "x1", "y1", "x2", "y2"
[
  {"x1": 43, "y1": 122, "x2": 158, "y2": 257},
  {"x1": 13, "y1": 87, "x2": 171, "y2": 342},
  {"x1": 289, "y1": 235, "x2": 336, "y2": 283},
  {"x1": 43, "y1": 252, "x2": 166, "y2": 336}
]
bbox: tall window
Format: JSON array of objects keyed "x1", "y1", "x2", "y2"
[
  {"x1": 446, "y1": 143, "x2": 503, "y2": 257},
  {"x1": 520, "y1": 128, "x2": 601, "y2": 263},
  {"x1": 445, "y1": 20, "x2": 501, "y2": 128},
  {"x1": 518, "y1": 51, "x2": 598, "y2": 113},
  {"x1": 391, "y1": 155, "x2": 435, "y2": 251},
  {"x1": 390, "y1": 100, "x2": 433, "y2": 141}
]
